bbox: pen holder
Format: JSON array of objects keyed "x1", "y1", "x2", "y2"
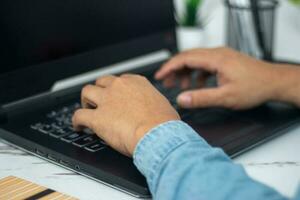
[{"x1": 225, "y1": 0, "x2": 279, "y2": 61}]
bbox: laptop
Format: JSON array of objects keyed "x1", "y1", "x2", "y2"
[{"x1": 0, "y1": 0, "x2": 300, "y2": 198}]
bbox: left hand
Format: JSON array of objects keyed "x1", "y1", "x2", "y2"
[
  {"x1": 72, "y1": 74, "x2": 180, "y2": 156},
  {"x1": 155, "y1": 47, "x2": 284, "y2": 110}
]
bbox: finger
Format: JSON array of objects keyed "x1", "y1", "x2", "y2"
[
  {"x1": 197, "y1": 71, "x2": 211, "y2": 88},
  {"x1": 179, "y1": 74, "x2": 191, "y2": 89},
  {"x1": 81, "y1": 85, "x2": 103, "y2": 109},
  {"x1": 72, "y1": 109, "x2": 95, "y2": 131},
  {"x1": 95, "y1": 75, "x2": 117, "y2": 88},
  {"x1": 177, "y1": 69, "x2": 192, "y2": 89},
  {"x1": 155, "y1": 49, "x2": 220, "y2": 80},
  {"x1": 162, "y1": 73, "x2": 176, "y2": 88},
  {"x1": 73, "y1": 108, "x2": 109, "y2": 143},
  {"x1": 177, "y1": 88, "x2": 227, "y2": 109}
]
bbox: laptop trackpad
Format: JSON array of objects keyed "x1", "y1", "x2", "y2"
[{"x1": 183, "y1": 110, "x2": 263, "y2": 147}]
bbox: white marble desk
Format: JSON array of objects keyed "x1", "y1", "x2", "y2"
[{"x1": 1, "y1": 126, "x2": 300, "y2": 200}]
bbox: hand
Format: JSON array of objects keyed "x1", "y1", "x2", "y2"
[
  {"x1": 72, "y1": 74, "x2": 180, "y2": 156},
  {"x1": 155, "y1": 47, "x2": 285, "y2": 110}
]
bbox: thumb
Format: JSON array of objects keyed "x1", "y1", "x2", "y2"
[{"x1": 177, "y1": 88, "x2": 226, "y2": 109}]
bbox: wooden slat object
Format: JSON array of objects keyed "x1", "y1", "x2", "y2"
[{"x1": 0, "y1": 176, "x2": 78, "y2": 200}]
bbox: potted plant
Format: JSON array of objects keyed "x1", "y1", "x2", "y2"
[{"x1": 176, "y1": 0, "x2": 207, "y2": 51}]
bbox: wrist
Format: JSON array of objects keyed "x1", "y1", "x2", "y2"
[
  {"x1": 131, "y1": 117, "x2": 180, "y2": 155},
  {"x1": 269, "y1": 64, "x2": 300, "y2": 106}
]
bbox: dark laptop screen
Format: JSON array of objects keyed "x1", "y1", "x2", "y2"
[
  {"x1": 0, "y1": 0, "x2": 175, "y2": 105},
  {"x1": 0, "y1": 0, "x2": 174, "y2": 75}
]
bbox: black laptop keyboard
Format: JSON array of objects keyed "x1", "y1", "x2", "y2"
[
  {"x1": 153, "y1": 82, "x2": 182, "y2": 107},
  {"x1": 30, "y1": 82, "x2": 186, "y2": 153},
  {"x1": 30, "y1": 102, "x2": 107, "y2": 153}
]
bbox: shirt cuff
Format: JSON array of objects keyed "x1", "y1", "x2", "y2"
[{"x1": 133, "y1": 120, "x2": 210, "y2": 188}]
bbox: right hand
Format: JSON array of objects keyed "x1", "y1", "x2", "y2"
[
  {"x1": 155, "y1": 47, "x2": 285, "y2": 110},
  {"x1": 73, "y1": 74, "x2": 180, "y2": 156}
]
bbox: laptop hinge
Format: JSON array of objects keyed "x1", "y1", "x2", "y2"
[{"x1": 51, "y1": 49, "x2": 171, "y2": 91}]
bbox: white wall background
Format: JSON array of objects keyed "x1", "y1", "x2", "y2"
[{"x1": 174, "y1": 0, "x2": 300, "y2": 62}]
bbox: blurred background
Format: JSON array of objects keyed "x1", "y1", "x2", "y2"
[{"x1": 174, "y1": 0, "x2": 300, "y2": 63}]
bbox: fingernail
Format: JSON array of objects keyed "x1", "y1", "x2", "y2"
[{"x1": 177, "y1": 93, "x2": 192, "y2": 106}]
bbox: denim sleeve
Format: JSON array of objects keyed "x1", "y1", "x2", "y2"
[{"x1": 133, "y1": 120, "x2": 299, "y2": 200}]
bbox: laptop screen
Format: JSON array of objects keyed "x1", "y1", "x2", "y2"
[
  {"x1": 0, "y1": 0, "x2": 174, "y2": 74},
  {"x1": 0, "y1": 0, "x2": 175, "y2": 105}
]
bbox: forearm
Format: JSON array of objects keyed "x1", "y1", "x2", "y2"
[
  {"x1": 270, "y1": 64, "x2": 300, "y2": 107},
  {"x1": 133, "y1": 121, "x2": 289, "y2": 200}
]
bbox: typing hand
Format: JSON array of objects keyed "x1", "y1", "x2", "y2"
[
  {"x1": 72, "y1": 74, "x2": 180, "y2": 156},
  {"x1": 155, "y1": 47, "x2": 283, "y2": 110}
]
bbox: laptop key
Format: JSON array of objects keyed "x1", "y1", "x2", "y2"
[
  {"x1": 38, "y1": 124, "x2": 53, "y2": 134},
  {"x1": 31, "y1": 123, "x2": 52, "y2": 134},
  {"x1": 73, "y1": 135, "x2": 99, "y2": 148},
  {"x1": 47, "y1": 111, "x2": 58, "y2": 118},
  {"x1": 84, "y1": 141, "x2": 106, "y2": 152},
  {"x1": 30, "y1": 123, "x2": 43, "y2": 130},
  {"x1": 50, "y1": 122, "x2": 64, "y2": 130},
  {"x1": 49, "y1": 127, "x2": 72, "y2": 138},
  {"x1": 61, "y1": 132, "x2": 87, "y2": 143}
]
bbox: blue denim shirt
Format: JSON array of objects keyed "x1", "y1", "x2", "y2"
[{"x1": 133, "y1": 121, "x2": 300, "y2": 200}]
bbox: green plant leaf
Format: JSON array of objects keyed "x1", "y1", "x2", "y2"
[
  {"x1": 180, "y1": 0, "x2": 204, "y2": 27},
  {"x1": 290, "y1": 0, "x2": 300, "y2": 5}
]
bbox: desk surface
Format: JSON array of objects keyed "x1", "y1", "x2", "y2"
[
  {"x1": 1, "y1": 126, "x2": 300, "y2": 200},
  {"x1": 1, "y1": 1, "x2": 300, "y2": 200}
]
